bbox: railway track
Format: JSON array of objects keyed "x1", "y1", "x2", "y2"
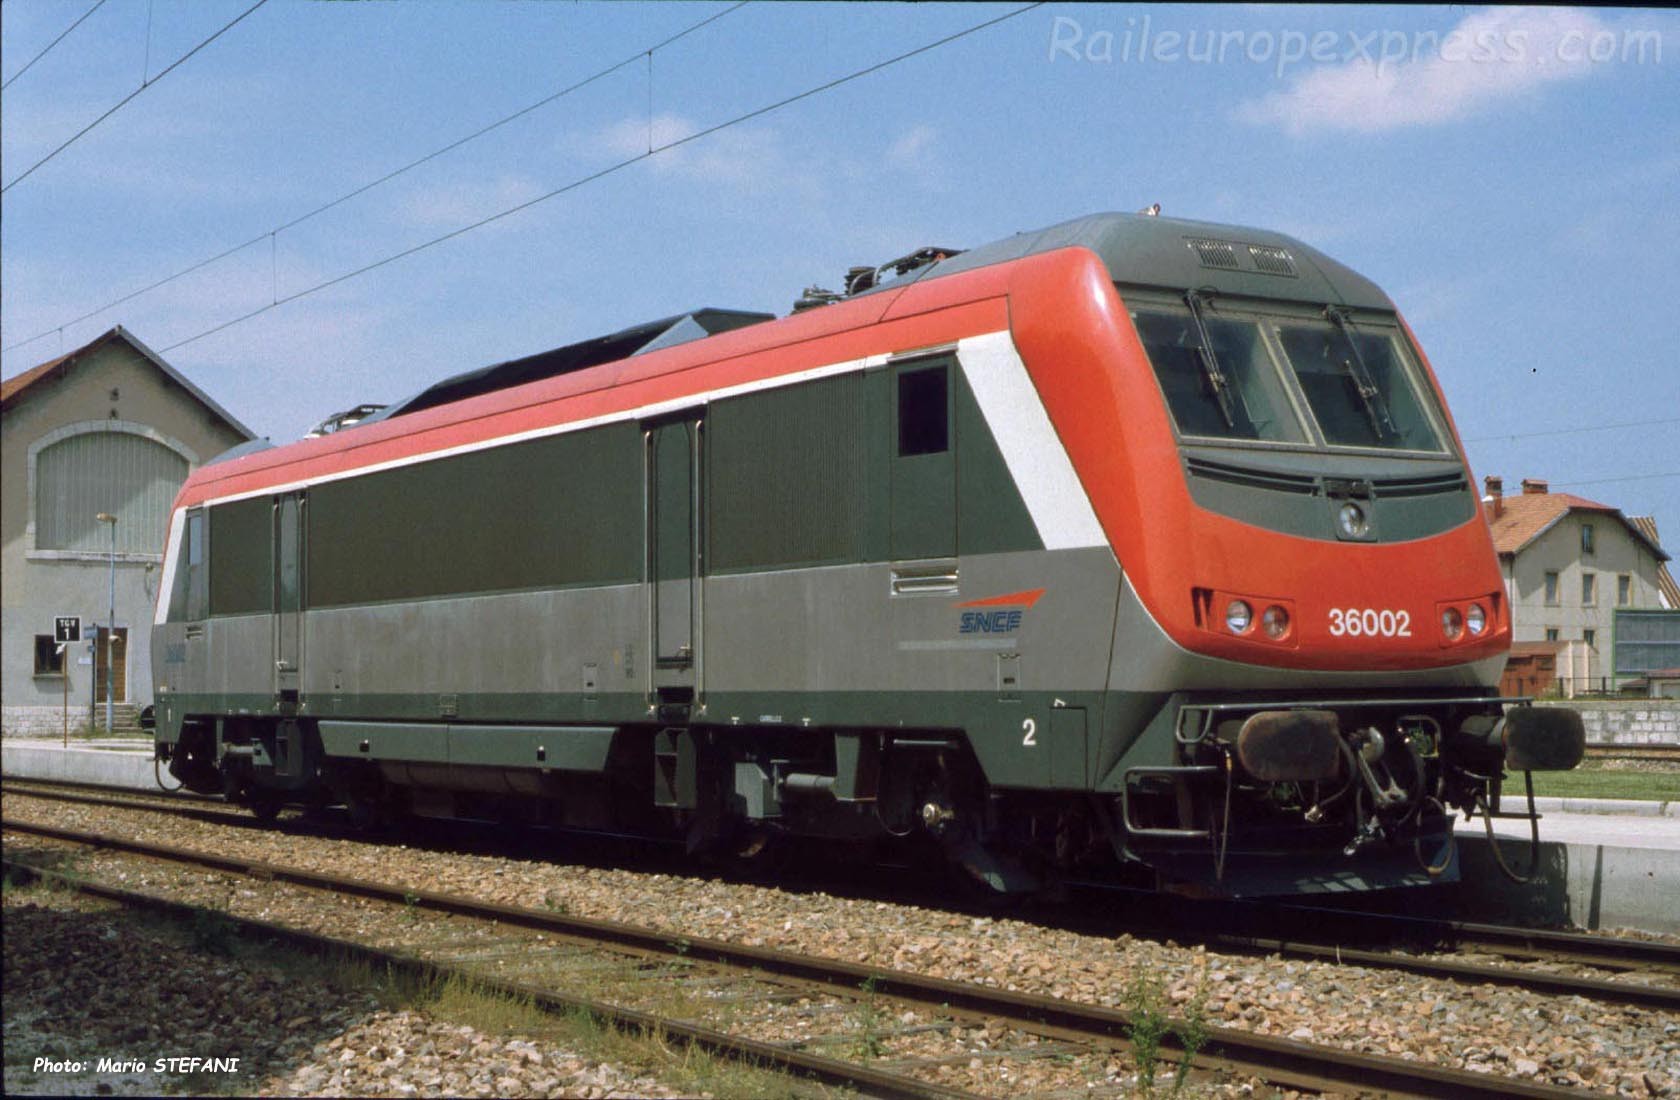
[
  {"x1": 1582, "y1": 742, "x2": 1680, "y2": 764},
  {"x1": 0, "y1": 847, "x2": 958, "y2": 1100},
  {"x1": 6, "y1": 778, "x2": 1677, "y2": 1012},
  {"x1": 2, "y1": 813, "x2": 1606, "y2": 1100}
]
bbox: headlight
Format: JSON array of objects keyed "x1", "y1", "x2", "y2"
[
  {"x1": 1441, "y1": 606, "x2": 1463, "y2": 640},
  {"x1": 1262, "y1": 605, "x2": 1290, "y2": 638},
  {"x1": 1337, "y1": 502, "x2": 1369, "y2": 539},
  {"x1": 1225, "y1": 600, "x2": 1253, "y2": 634},
  {"x1": 1466, "y1": 603, "x2": 1487, "y2": 635}
]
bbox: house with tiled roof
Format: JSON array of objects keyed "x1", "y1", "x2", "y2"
[
  {"x1": 1483, "y1": 476, "x2": 1673, "y2": 692},
  {"x1": 2, "y1": 327, "x2": 254, "y2": 733}
]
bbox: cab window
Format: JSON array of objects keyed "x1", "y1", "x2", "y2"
[
  {"x1": 1131, "y1": 308, "x2": 1306, "y2": 443},
  {"x1": 1274, "y1": 321, "x2": 1446, "y2": 453}
]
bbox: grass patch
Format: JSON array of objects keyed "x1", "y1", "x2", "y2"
[
  {"x1": 849, "y1": 976, "x2": 885, "y2": 1060},
  {"x1": 1522, "y1": 766, "x2": 1680, "y2": 802},
  {"x1": 555, "y1": 1008, "x2": 829, "y2": 1100},
  {"x1": 425, "y1": 971, "x2": 549, "y2": 1035},
  {"x1": 349, "y1": 961, "x2": 830, "y2": 1099}
]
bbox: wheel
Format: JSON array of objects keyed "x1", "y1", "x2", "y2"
[{"x1": 248, "y1": 797, "x2": 283, "y2": 822}]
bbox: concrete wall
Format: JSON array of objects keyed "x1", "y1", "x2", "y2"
[
  {"x1": 1537, "y1": 698, "x2": 1679, "y2": 745},
  {"x1": 1458, "y1": 833, "x2": 1680, "y2": 934},
  {"x1": 2, "y1": 339, "x2": 249, "y2": 717}
]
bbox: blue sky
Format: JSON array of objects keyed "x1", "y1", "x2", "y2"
[{"x1": 4, "y1": 2, "x2": 1677, "y2": 535}]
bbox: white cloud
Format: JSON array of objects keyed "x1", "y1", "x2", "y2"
[
  {"x1": 885, "y1": 125, "x2": 938, "y2": 170},
  {"x1": 1238, "y1": 8, "x2": 1624, "y2": 136}
]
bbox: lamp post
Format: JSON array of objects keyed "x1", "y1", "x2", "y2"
[{"x1": 96, "y1": 512, "x2": 117, "y2": 734}]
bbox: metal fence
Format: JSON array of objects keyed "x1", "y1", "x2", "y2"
[{"x1": 1516, "y1": 675, "x2": 1664, "y2": 700}]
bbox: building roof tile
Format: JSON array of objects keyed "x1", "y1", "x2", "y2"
[{"x1": 1485, "y1": 487, "x2": 1668, "y2": 562}]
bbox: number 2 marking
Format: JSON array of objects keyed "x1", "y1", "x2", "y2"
[{"x1": 1022, "y1": 718, "x2": 1038, "y2": 747}]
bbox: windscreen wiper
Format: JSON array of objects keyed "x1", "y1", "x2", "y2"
[
  {"x1": 1325, "y1": 305, "x2": 1396, "y2": 442},
  {"x1": 1183, "y1": 289, "x2": 1237, "y2": 430}
]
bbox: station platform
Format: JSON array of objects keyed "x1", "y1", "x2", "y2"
[
  {"x1": 2, "y1": 737, "x2": 167, "y2": 791},
  {"x1": 1453, "y1": 801, "x2": 1680, "y2": 934},
  {"x1": 3, "y1": 736, "x2": 1676, "y2": 933}
]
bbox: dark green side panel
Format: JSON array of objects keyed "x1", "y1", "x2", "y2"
[
  {"x1": 209, "y1": 497, "x2": 272, "y2": 616},
  {"x1": 307, "y1": 422, "x2": 643, "y2": 607},
  {"x1": 708, "y1": 373, "x2": 865, "y2": 572}
]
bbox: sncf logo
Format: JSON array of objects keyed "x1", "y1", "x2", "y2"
[{"x1": 956, "y1": 588, "x2": 1045, "y2": 634}]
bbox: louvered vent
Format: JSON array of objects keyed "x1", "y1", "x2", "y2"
[
  {"x1": 1371, "y1": 473, "x2": 1469, "y2": 499},
  {"x1": 1248, "y1": 245, "x2": 1298, "y2": 277},
  {"x1": 1185, "y1": 457, "x2": 1319, "y2": 495},
  {"x1": 1186, "y1": 237, "x2": 1240, "y2": 270}
]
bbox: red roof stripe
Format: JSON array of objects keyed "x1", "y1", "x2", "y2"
[{"x1": 176, "y1": 282, "x2": 1013, "y2": 509}]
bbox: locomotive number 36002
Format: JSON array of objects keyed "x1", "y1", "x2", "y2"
[{"x1": 1327, "y1": 608, "x2": 1412, "y2": 638}]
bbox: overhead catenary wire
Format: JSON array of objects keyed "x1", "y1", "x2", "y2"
[
  {"x1": 155, "y1": 2, "x2": 1044, "y2": 355},
  {"x1": 1549, "y1": 472, "x2": 1680, "y2": 488},
  {"x1": 1, "y1": 0, "x2": 271, "y2": 194},
  {"x1": 1463, "y1": 417, "x2": 1679, "y2": 443},
  {"x1": 0, "y1": 0, "x2": 111, "y2": 91},
  {"x1": 1, "y1": 0, "x2": 749, "y2": 357}
]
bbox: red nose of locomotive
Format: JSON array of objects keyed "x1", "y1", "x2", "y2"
[
  {"x1": 1170, "y1": 510, "x2": 1509, "y2": 672},
  {"x1": 1009, "y1": 248, "x2": 1509, "y2": 676}
]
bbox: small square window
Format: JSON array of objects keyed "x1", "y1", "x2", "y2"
[
  {"x1": 897, "y1": 366, "x2": 949, "y2": 457},
  {"x1": 1581, "y1": 523, "x2": 1595, "y2": 554},
  {"x1": 33, "y1": 634, "x2": 66, "y2": 676},
  {"x1": 1583, "y1": 628, "x2": 1597, "y2": 649},
  {"x1": 1543, "y1": 571, "x2": 1560, "y2": 605},
  {"x1": 1581, "y1": 572, "x2": 1596, "y2": 606},
  {"x1": 1544, "y1": 627, "x2": 1560, "y2": 642},
  {"x1": 1617, "y1": 574, "x2": 1632, "y2": 605}
]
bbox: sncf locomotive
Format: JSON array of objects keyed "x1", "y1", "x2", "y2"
[{"x1": 151, "y1": 212, "x2": 1584, "y2": 896}]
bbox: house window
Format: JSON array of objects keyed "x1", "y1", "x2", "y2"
[
  {"x1": 1618, "y1": 574, "x2": 1632, "y2": 605},
  {"x1": 1582, "y1": 572, "x2": 1596, "y2": 606},
  {"x1": 1583, "y1": 628, "x2": 1597, "y2": 649},
  {"x1": 1545, "y1": 627, "x2": 1560, "y2": 642},
  {"x1": 33, "y1": 635, "x2": 66, "y2": 676},
  {"x1": 1543, "y1": 571, "x2": 1560, "y2": 605},
  {"x1": 1581, "y1": 523, "x2": 1595, "y2": 554}
]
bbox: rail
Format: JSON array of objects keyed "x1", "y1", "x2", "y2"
[
  {"x1": 0, "y1": 812, "x2": 1622, "y2": 1099},
  {"x1": 7, "y1": 778, "x2": 1678, "y2": 1009}
]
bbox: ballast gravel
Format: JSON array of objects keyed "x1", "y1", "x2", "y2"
[
  {"x1": 1, "y1": 893, "x2": 692, "y2": 1098},
  {"x1": 5, "y1": 790, "x2": 1679, "y2": 1097}
]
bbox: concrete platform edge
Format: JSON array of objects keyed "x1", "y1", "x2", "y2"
[
  {"x1": 3, "y1": 743, "x2": 167, "y2": 790},
  {"x1": 1510, "y1": 796, "x2": 1679, "y2": 818},
  {"x1": 1455, "y1": 834, "x2": 1680, "y2": 935}
]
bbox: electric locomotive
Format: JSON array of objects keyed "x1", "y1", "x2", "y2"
[{"x1": 151, "y1": 211, "x2": 1584, "y2": 896}]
